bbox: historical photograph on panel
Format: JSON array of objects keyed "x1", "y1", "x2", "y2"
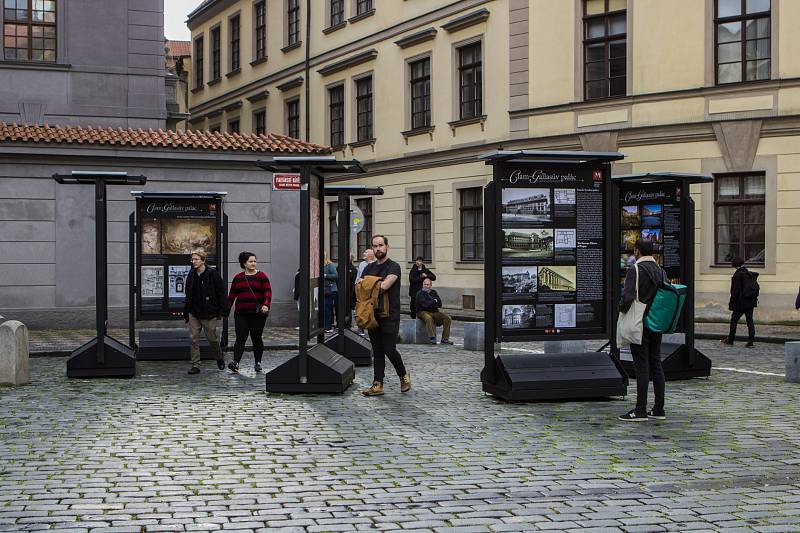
[
  {"x1": 621, "y1": 205, "x2": 641, "y2": 228},
  {"x1": 141, "y1": 220, "x2": 161, "y2": 255},
  {"x1": 554, "y1": 228, "x2": 577, "y2": 262},
  {"x1": 168, "y1": 265, "x2": 191, "y2": 299},
  {"x1": 653, "y1": 252, "x2": 664, "y2": 266},
  {"x1": 501, "y1": 188, "x2": 552, "y2": 224},
  {"x1": 640, "y1": 228, "x2": 663, "y2": 244},
  {"x1": 162, "y1": 219, "x2": 216, "y2": 255},
  {"x1": 502, "y1": 266, "x2": 538, "y2": 296},
  {"x1": 641, "y1": 204, "x2": 663, "y2": 227},
  {"x1": 141, "y1": 266, "x2": 164, "y2": 298},
  {"x1": 502, "y1": 304, "x2": 536, "y2": 329},
  {"x1": 538, "y1": 266, "x2": 577, "y2": 293},
  {"x1": 554, "y1": 303, "x2": 577, "y2": 328},
  {"x1": 502, "y1": 228, "x2": 553, "y2": 261},
  {"x1": 620, "y1": 252, "x2": 636, "y2": 270},
  {"x1": 621, "y1": 229, "x2": 640, "y2": 251}
]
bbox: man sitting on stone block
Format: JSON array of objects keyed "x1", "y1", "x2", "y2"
[{"x1": 415, "y1": 278, "x2": 453, "y2": 345}]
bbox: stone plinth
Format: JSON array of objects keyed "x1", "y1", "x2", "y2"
[
  {"x1": 543, "y1": 340, "x2": 588, "y2": 354},
  {"x1": 463, "y1": 322, "x2": 485, "y2": 351},
  {"x1": 786, "y1": 342, "x2": 800, "y2": 383},
  {"x1": 0, "y1": 320, "x2": 29, "y2": 385},
  {"x1": 399, "y1": 319, "x2": 430, "y2": 344}
]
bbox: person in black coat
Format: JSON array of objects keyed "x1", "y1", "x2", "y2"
[
  {"x1": 721, "y1": 256, "x2": 758, "y2": 347},
  {"x1": 408, "y1": 256, "x2": 436, "y2": 319},
  {"x1": 183, "y1": 249, "x2": 227, "y2": 374},
  {"x1": 618, "y1": 239, "x2": 667, "y2": 422}
]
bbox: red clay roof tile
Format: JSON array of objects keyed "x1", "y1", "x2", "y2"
[{"x1": 0, "y1": 122, "x2": 330, "y2": 154}]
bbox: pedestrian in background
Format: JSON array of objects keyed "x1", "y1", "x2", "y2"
[
  {"x1": 324, "y1": 253, "x2": 338, "y2": 332},
  {"x1": 618, "y1": 239, "x2": 667, "y2": 422},
  {"x1": 225, "y1": 251, "x2": 272, "y2": 373},
  {"x1": 356, "y1": 248, "x2": 375, "y2": 281},
  {"x1": 183, "y1": 250, "x2": 226, "y2": 374},
  {"x1": 416, "y1": 278, "x2": 453, "y2": 345},
  {"x1": 721, "y1": 256, "x2": 759, "y2": 348},
  {"x1": 408, "y1": 256, "x2": 436, "y2": 319}
]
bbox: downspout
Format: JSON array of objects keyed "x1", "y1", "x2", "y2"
[{"x1": 305, "y1": 0, "x2": 311, "y2": 141}]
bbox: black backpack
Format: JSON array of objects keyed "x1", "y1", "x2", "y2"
[{"x1": 741, "y1": 270, "x2": 760, "y2": 300}]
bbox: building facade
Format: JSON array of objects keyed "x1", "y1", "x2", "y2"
[
  {"x1": 187, "y1": 0, "x2": 800, "y2": 322},
  {"x1": 0, "y1": 0, "x2": 168, "y2": 128}
]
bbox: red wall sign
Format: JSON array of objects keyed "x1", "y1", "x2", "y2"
[{"x1": 273, "y1": 173, "x2": 301, "y2": 190}]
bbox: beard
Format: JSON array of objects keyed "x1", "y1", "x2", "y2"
[{"x1": 374, "y1": 249, "x2": 386, "y2": 260}]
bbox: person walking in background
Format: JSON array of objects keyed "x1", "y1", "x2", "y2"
[
  {"x1": 293, "y1": 269, "x2": 300, "y2": 330},
  {"x1": 183, "y1": 250, "x2": 226, "y2": 375},
  {"x1": 225, "y1": 251, "x2": 272, "y2": 373},
  {"x1": 721, "y1": 256, "x2": 759, "y2": 348},
  {"x1": 618, "y1": 239, "x2": 668, "y2": 422},
  {"x1": 346, "y1": 254, "x2": 358, "y2": 328},
  {"x1": 323, "y1": 253, "x2": 338, "y2": 332},
  {"x1": 408, "y1": 256, "x2": 436, "y2": 319},
  {"x1": 362, "y1": 235, "x2": 411, "y2": 396},
  {"x1": 416, "y1": 278, "x2": 453, "y2": 345},
  {"x1": 356, "y1": 248, "x2": 375, "y2": 281}
]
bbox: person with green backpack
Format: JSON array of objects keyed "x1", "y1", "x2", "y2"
[{"x1": 618, "y1": 238, "x2": 669, "y2": 422}]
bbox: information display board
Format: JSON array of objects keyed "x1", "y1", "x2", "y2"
[
  {"x1": 497, "y1": 165, "x2": 608, "y2": 339},
  {"x1": 135, "y1": 196, "x2": 224, "y2": 320},
  {"x1": 619, "y1": 183, "x2": 684, "y2": 285},
  {"x1": 307, "y1": 174, "x2": 322, "y2": 337}
]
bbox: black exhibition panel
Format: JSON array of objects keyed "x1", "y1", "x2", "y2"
[
  {"x1": 611, "y1": 173, "x2": 713, "y2": 380},
  {"x1": 256, "y1": 156, "x2": 364, "y2": 393},
  {"x1": 479, "y1": 150, "x2": 629, "y2": 401},
  {"x1": 52, "y1": 171, "x2": 147, "y2": 379},
  {"x1": 322, "y1": 185, "x2": 383, "y2": 366},
  {"x1": 128, "y1": 192, "x2": 229, "y2": 360}
]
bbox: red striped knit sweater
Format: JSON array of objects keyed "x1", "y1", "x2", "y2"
[{"x1": 226, "y1": 271, "x2": 272, "y2": 315}]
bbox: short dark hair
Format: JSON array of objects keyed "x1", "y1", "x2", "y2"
[
  {"x1": 634, "y1": 238, "x2": 653, "y2": 257},
  {"x1": 415, "y1": 256, "x2": 424, "y2": 262},
  {"x1": 238, "y1": 251, "x2": 256, "y2": 268},
  {"x1": 731, "y1": 256, "x2": 744, "y2": 268},
  {"x1": 372, "y1": 234, "x2": 388, "y2": 246}
]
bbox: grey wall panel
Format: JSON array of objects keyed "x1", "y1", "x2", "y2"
[
  {"x1": 224, "y1": 203, "x2": 270, "y2": 223},
  {"x1": 130, "y1": 0, "x2": 164, "y2": 13},
  {"x1": 226, "y1": 222, "x2": 270, "y2": 243},
  {"x1": 107, "y1": 242, "x2": 130, "y2": 264},
  {"x1": 70, "y1": 73, "x2": 129, "y2": 107},
  {"x1": 0, "y1": 178, "x2": 55, "y2": 198},
  {"x1": 0, "y1": 286, "x2": 55, "y2": 308},
  {"x1": 0, "y1": 264, "x2": 55, "y2": 286},
  {"x1": 127, "y1": 9, "x2": 162, "y2": 27},
  {"x1": 0, "y1": 242, "x2": 55, "y2": 263},
  {"x1": 128, "y1": 39, "x2": 165, "y2": 56},
  {"x1": 0, "y1": 199, "x2": 55, "y2": 220},
  {"x1": 55, "y1": 186, "x2": 95, "y2": 307},
  {"x1": 0, "y1": 221, "x2": 55, "y2": 242},
  {"x1": 268, "y1": 190, "x2": 300, "y2": 313},
  {"x1": 107, "y1": 221, "x2": 132, "y2": 243},
  {"x1": 128, "y1": 24, "x2": 161, "y2": 41}
]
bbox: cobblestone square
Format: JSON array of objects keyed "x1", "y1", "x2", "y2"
[{"x1": 1, "y1": 334, "x2": 799, "y2": 532}]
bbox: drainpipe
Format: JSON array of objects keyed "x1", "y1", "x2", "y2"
[{"x1": 305, "y1": 0, "x2": 311, "y2": 141}]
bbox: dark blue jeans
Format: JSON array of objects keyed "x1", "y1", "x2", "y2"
[{"x1": 324, "y1": 292, "x2": 337, "y2": 329}]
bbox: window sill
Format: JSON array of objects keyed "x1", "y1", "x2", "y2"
[
  {"x1": 281, "y1": 41, "x2": 302, "y2": 53},
  {"x1": 249, "y1": 56, "x2": 268, "y2": 67},
  {"x1": 207, "y1": 77, "x2": 222, "y2": 86},
  {"x1": 710, "y1": 263, "x2": 765, "y2": 269},
  {"x1": 0, "y1": 60, "x2": 70, "y2": 71},
  {"x1": 349, "y1": 9, "x2": 375, "y2": 24},
  {"x1": 190, "y1": 85, "x2": 204, "y2": 94},
  {"x1": 349, "y1": 138, "x2": 376, "y2": 149},
  {"x1": 454, "y1": 261, "x2": 483, "y2": 270},
  {"x1": 329, "y1": 144, "x2": 347, "y2": 152},
  {"x1": 225, "y1": 68, "x2": 241, "y2": 78},
  {"x1": 448, "y1": 114, "x2": 486, "y2": 134},
  {"x1": 401, "y1": 125, "x2": 434, "y2": 144},
  {"x1": 323, "y1": 21, "x2": 347, "y2": 34}
]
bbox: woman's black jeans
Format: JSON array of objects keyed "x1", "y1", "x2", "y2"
[
  {"x1": 233, "y1": 312, "x2": 267, "y2": 363},
  {"x1": 630, "y1": 327, "x2": 665, "y2": 416}
]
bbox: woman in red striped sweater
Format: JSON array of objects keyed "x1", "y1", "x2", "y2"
[{"x1": 225, "y1": 251, "x2": 272, "y2": 373}]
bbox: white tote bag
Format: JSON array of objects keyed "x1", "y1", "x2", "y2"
[{"x1": 616, "y1": 264, "x2": 645, "y2": 347}]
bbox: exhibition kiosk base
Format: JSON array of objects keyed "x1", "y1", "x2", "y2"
[
  {"x1": 620, "y1": 343, "x2": 712, "y2": 380},
  {"x1": 482, "y1": 352, "x2": 628, "y2": 401},
  {"x1": 136, "y1": 329, "x2": 220, "y2": 360},
  {"x1": 323, "y1": 329, "x2": 372, "y2": 366},
  {"x1": 265, "y1": 343, "x2": 355, "y2": 393},
  {"x1": 66, "y1": 336, "x2": 136, "y2": 379}
]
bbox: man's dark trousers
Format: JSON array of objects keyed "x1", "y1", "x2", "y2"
[
  {"x1": 630, "y1": 327, "x2": 665, "y2": 415},
  {"x1": 367, "y1": 319, "x2": 406, "y2": 383},
  {"x1": 728, "y1": 307, "x2": 755, "y2": 343}
]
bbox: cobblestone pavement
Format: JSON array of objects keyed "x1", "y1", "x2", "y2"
[{"x1": 2, "y1": 339, "x2": 800, "y2": 532}]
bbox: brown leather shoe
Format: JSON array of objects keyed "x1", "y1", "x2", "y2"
[
  {"x1": 400, "y1": 372, "x2": 411, "y2": 393},
  {"x1": 362, "y1": 381, "x2": 384, "y2": 396}
]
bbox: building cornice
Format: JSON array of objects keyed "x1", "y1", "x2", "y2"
[{"x1": 317, "y1": 49, "x2": 378, "y2": 77}]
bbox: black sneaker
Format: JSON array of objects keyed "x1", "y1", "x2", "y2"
[
  {"x1": 745, "y1": 341, "x2": 754, "y2": 348},
  {"x1": 227, "y1": 361, "x2": 239, "y2": 373},
  {"x1": 440, "y1": 339, "x2": 454, "y2": 345},
  {"x1": 254, "y1": 363, "x2": 262, "y2": 372},
  {"x1": 647, "y1": 409, "x2": 666, "y2": 420},
  {"x1": 216, "y1": 359, "x2": 225, "y2": 370},
  {"x1": 720, "y1": 338, "x2": 734, "y2": 346},
  {"x1": 429, "y1": 337, "x2": 437, "y2": 344},
  {"x1": 188, "y1": 367, "x2": 200, "y2": 375},
  {"x1": 618, "y1": 409, "x2": 648, "y2": 422}
]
